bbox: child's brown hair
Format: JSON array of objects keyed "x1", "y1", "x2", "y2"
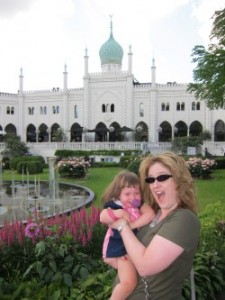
[{"x1": 101, "y1": 171, "x2": 142, "y2": 203}]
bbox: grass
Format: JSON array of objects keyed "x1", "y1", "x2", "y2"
[
  {"x1": 195, "y1": 169, "x2": 225, "y2": 210},
  {"x1": 2, "y1": 167, "x2": 225, "y2": 212}
]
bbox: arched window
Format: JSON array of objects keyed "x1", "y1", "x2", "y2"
[
  {"x1": 102, "y1": 104, "x2": 106, "y2": 113},
  {"x1": 44, "y1": 106, "x2": 47, "y2": 114},
  {"x1": 6, "y1": 106, "x2": 10, "y2": 114},
  {"x1": 161, "y1": 103, "x2": 165, "y2": 111},
  {"x1": 74, "y1": 105, "x2": 78, "y2": 118},
  {"x1": 192, "y1": 102, "x2": 196, "y2": 110},
  {"x1": 166, "y1": 103, "x2": 170, "y2": 111},
  {"x1": 181, "y1": 102, "x2": 185, "y2": 111},
  {"x1": 56, "y1": 106, "x2": 59, "y2": 114},
  {"x1": 176, "y1": 102, "x2": 180, "y2": 111},
  {"x1": 11, "y1": 107, "x2": 14, "y2": 114},
  {"x1": 111, "y1": 104, "x2": 114, "y2": 112},
  {"x1": 40, "y1": 107, "x2": 43, "y2": 114},
  {"x1": 196, "y1": 102, "x2": 200, "y2": 110},
  {"x1": 139, "y1": 103, "x2": 144, "y2": 117}
]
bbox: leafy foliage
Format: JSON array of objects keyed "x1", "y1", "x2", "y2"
[
  {"x1": 187, "y1": 8, "x2": 225, "y2": 109},
  {"x1": 127, "y1": 157, "x2": 142, "y2": 175},
  {"x1": 3, "y1": 134, "x2": 29, "y2": 158}
]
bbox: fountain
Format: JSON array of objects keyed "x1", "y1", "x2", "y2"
[{"x1": 0, "y1": 157, "x2": 94, "y2": 226}]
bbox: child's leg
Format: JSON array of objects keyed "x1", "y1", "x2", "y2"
[
  {"x1": 110, "y1": 257, "x2": 137, "y2": 300},
  {"x1": 103, "y1": 257, "x2": 118, "y2": 269}
]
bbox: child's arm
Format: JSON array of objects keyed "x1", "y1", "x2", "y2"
[
  {"x1": 129, "y1": 204, "x2": 155, "y2": 229},
  {"x1": 100, "y1": 208, "x2": 130, "y2": 225}
]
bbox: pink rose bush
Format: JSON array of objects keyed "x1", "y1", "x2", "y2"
[
  {"x1": 186, "y1": 157, "x2": 216, "y2": 179},
  {"x1": 57, "y1": 157, "x2": 91, "y2": 178}
]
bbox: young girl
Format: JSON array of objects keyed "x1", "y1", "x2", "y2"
[{"x1": 100, "y1": 171, "x2": 155, "y2": 300}]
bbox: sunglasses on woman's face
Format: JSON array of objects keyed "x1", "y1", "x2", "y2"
[{"x1": 145, "y1": 174, "x2": 172, "y2": 184}]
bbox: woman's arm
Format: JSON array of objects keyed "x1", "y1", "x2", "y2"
[
  {"x1": 130, "y1": 203, "x2": 155, "y2": 229},
  {"x1": 112, "y1": 219, "x2": 183, "y2": 277}
]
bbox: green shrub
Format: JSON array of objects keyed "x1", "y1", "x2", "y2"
[
  {"x1": 9, "y1": 156, "x2": 45, "y2": 170},
  {"x1": 215, "y1": 158, "x2": 225, "y2": 169},
  {"x1": 119, "y1": 155, "x2": 136, "y2": 168},
  {"x1": 93, "y1": 162, "x2": 119, "y2": 168},
  {"x1": 185, "y1": 202, "x2": 225, "y2": 299},
  {"x1": 127, "y1": 158, "x2": 142, "y2": 175},
  {"x1": 17, "y1": 161, "x2": 43, "y2": 174},
  {"x1": 55, "y1": 149, "x2": 140, "y2": 158},
  {"x1": 2, "y1": 157, "x2": 10, "y2": 170}
]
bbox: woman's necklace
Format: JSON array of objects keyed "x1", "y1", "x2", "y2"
[{"x1": 149, "y1": 210, "x2": 162, "y2": 228}]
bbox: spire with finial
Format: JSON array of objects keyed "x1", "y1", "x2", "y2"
[
  {"x1": 99, "y1": 16, "x2": 123, "y2": 69},
  {"x1": 151, "y1": 53, "x2": 156, "y2": 86},
  {"x1": 109, "y1": 14, "x2": 113, "y2": 37}
]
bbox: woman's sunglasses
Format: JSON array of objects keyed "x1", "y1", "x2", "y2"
[{"x1": 145, "y1": 174, "x2": 172, "y2": 184}]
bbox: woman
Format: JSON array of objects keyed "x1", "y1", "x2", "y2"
[{"x1": 102, "y1": 151, "x2": 200, "y2": 300}]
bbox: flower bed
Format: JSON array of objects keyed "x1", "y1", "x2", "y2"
[
  {"x1": 57, "y1": 157, "x2": 91, "y2": 178},
  {"x1": 186, "y1": 157, "x2": 217, "y2": 179}
]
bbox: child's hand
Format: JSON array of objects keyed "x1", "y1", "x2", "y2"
[{"x1": 115, "y1": 209, "x2": 130, "y2": 221}]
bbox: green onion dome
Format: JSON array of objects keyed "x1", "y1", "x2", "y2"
[{"x1": 99, "y1": 20, "x2": 123, "y2": 66}]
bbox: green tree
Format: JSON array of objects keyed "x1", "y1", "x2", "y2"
[
  {"x1": 53, "y1": 128, "x2": 67, "y2": 142},
  {"x1": 187, "y1": 8, "x2": 225, "y2": 109},
  {"x1": 171, "y1": 131, "x2": 212, "y2": 155},
  {"x1": 4, "y1": 134, "x2": 29, "y2": 158}
]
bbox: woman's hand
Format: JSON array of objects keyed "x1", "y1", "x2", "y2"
[{"x1": 110, "y1": 218, "x2": 129, "y2": 230}]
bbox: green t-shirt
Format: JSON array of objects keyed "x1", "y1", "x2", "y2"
[{"x1": 126, "y1": 208, "x2": 200, "y2": 300}]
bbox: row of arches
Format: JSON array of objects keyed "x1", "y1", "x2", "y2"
[
  {"x1": 159, "y1": 120, "x2": 225, "y2": 142},
  {"x1": 1, "y1": 119, "x2": 225, "y2": 143}
]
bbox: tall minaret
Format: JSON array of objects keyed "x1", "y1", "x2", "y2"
[
  {"x1": 128, "y1": 45, "x2": 133, "y2": 74},
  {"x1": 83, "y1": 46, "x2": 90, "y2": 130},
  {"x1": 62, "y1": 64, "x2": 69, "y2": 140},
  {"x1": 84, "y1": 47, "x2": 89, "y2": 76},
  {"x1": 18, "y1": 68, "x2": 25, "y2": 141},
  {"x1": 63, "y1": 64, "x2": 68, "y2": 91},
  {"x1": 19, "y1": 68, "x2": 23, "y2": 94},
  {"x1": 151, "y1": 57, "x2": 156, "y2": 88}
]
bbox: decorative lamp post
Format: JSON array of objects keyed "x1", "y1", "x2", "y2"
[
  {"x1": 82, "y1": 127, "x2": 88, "y2": 142},
  {"x1": 173, "y1": 126, "x2": 178, "y2": 139},
  {"x1": 108, "y1": 126, "x2": 114, "y2": 142},
  {"x1": 36, "y1": 129, "x2": 40, "y2": 143},
  {"x1": 47, "y1": 128, "x2": 51, "y2": 142}
]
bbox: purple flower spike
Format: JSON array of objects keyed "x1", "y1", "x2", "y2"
[
  {"x1": 25, "y1": 222, "x2": 40, "y2": 238},
  {"x1": 132, "y1": 199, "x2": 141, "y2": 207}
]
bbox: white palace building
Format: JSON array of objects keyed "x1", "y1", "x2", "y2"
[{"x1": 0, "y1": 20, "x2": 225, "y2": 158}]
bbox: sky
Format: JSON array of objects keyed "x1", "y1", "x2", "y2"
[{"x1": 0, "y1": 0, "x2": 224, "y2": 93}]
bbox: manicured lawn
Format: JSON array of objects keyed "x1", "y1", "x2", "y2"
[
  {"x1": 195, "y1": 168, "x2": 225, "y2": 210},
  {"x1": 2, "y1": 167, "x2": 224, "y2": 211}
]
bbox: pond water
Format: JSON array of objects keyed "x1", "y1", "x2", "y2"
[{"x1": 0, "y1": 180, "x2": 94, "y2": 226}]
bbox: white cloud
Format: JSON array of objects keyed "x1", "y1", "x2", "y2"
[
  {"x1": 0, "y1": 0, "x2": 35, "y2": 17},
  {"x1": 0, "y1": 0, "x2": 224, "y2": 92},
  {"x1": 191, "y1": 0, "x2": 225, "y2": 44}
]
